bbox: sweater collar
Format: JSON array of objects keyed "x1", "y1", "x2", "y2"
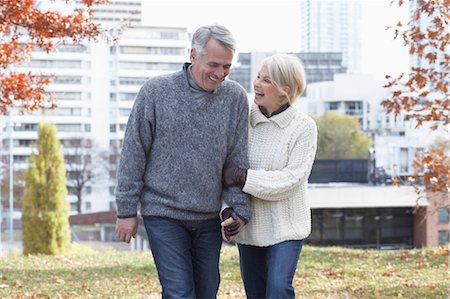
[
  {"x1": 183, "y1": 62, "x2": 214, "y2": 94},
  {"x1": 258, "y1": 103, "x2": 290, "y2": 118},
  {"x1": 250, "y1": 104, "x2": 297, "y2": 128}
]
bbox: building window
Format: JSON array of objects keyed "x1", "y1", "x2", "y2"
[
  {"x1": 13, "y1": 155, "x2": 29, "y2": 163},
  {"x1": 118, "y1": 93, "x2": 137, "y2": 101},
  {"x1": 399, "y1": 148, "x2": 409, "y2": 173},
  {"x1": 438, "y1": 230, "x2": 449, "y2": 245},
  {"x1": 438, "y1": 208, "x2": 450, "y2": 224},
  {"x1": 54, "y1": 92, "x2": 82, "y2": 101},
  {"x1": 57, "y1": 124, "x2": 82, "y2": 132},
  {"x1": 119, "y1": 108, "x2": 131, "y2": 117},
  {"x1": 85, "y1": 201, "x2": 91, "y2": 211},
  {"x1": 328, "y1": 102, "x2": 339, "y2": 111},
  {"x1": 309, "y1": 208, "x2": 413, "y2": 248}
]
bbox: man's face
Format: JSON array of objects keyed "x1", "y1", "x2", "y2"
[{"x1": 190, "y1": 38, "x2": 234, "y2": 92}]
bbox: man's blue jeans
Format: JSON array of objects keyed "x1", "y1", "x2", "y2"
[
  {"x1": 238, "y1": 240, "x2": 304, "y2": 299},
  {"x1": 143, "y1": 216, "x2": 222, "y2": 299}
]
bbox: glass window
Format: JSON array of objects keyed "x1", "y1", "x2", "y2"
[
  {"x1": 438, "y1": 208, "x2": 449, "y2": 224},
  {"x1": 54, "y1": 92, "x2": 82, "y2": 101},
  {"x1": 57, "y1": 124, "x2": 82, "y2": 132},
  {"x1": 119, "y1": 108, "x2": 131, "y2": 117},
  {"x1": 307, "y1": 208, "x2": 413, "y2": 248},
  {"x1": 328, "y1": 102, "x2": 339, "y2": 111},
  {"x1": 438, "y1": 230, "x2": 449, "y2": 245},
  {"x1": 399, "y1": 148, "x2": 409, "y2": 172},
  {"x1": 118, "y1": 93, "x2": 137, "y2": 101}
]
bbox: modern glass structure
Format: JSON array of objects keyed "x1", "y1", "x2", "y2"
[{"x1": 308, "y1": 208, "x2": 414, "y2": 248}]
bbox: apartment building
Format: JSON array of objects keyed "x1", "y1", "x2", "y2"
[{"x1": 0, "y1": 1, "x2": 190, "y2": 215}]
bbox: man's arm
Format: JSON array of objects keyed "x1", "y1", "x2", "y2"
[
  {"x1": 221, "y1": 92, "x2": 251, "y2": 222},
  {"x1": 115, "y1": 85, "x2": 154, "y2": 242}
]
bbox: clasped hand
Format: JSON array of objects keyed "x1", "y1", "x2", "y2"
[{"x1": 221, "y1": 208, "x2": 246, "y2": 242}]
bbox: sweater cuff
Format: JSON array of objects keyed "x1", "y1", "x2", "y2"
[
  {"x1": 242, "y1": 169, "x2": 259, "y2": 195},
  {"x1": 116, "y1": 213, "x2": 137, "y2": 219}
]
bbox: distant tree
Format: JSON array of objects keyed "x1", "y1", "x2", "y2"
[
  {"x1": 0, "y1": 0, "x2": 129, "y2": 114},
  {"x1": 312, "y1": 112, "x2": 372, "y2": 159},
  {"x1": 0, "y1": 167, "x2": 26, "y2": 209},
  {"x1": 383, "y1": 0, "x2": 449, "y2": 203},
  {"x1": 64, "y1": 138, "x2": 109, "y2": 214},
  {"x1": 22, "y1": 121, "x2": 70, "y2": 255}
]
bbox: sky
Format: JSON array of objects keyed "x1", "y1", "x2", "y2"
[{"x1": 142, "y1": 0, "x2": 409, "y2": 80}]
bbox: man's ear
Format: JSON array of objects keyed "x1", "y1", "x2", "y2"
[{"x1": 190, "y1": 48, "x2": 196, "y2": 63}]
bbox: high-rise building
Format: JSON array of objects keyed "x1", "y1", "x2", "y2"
[{"x1": 299, "y1": 0, "x2": 362, "y2": 73}]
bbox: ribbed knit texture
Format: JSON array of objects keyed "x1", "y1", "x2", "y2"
[
  {"x1": 115, "y1": 68, "x2": 251, "y2": 221},
  {"x1": 235, "y1": 104, "x2": 317, "y2": 246}
]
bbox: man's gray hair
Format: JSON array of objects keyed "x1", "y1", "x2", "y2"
[{"x1": 191, "y1": 24, "x2": 236, "y2": 56}]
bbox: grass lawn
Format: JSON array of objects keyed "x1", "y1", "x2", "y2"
[{"x1": 0, "y1": 244, "x2": 448, "y2": 298}]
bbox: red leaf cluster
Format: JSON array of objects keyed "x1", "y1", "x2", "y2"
[
  {"x1": 0, "y1": 0, "x2": 108, "y2": 113},
  {"x1": 413, "y1": 149, "x2": 450, "y2": 193},
  {"x1": 382, "y1": 0, "x2": 449, "y2": 129},
  {"x1": 385, "y1": 0, "x2": 449, "y2": 196}
]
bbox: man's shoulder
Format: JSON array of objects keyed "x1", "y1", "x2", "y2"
[
  {"x1": 142, "y1": 70, "x2": 184, "y2": 89},
  {"x1": 217, "y1": 79, "x2": 248, "y2": 105},
  {"x1": 221, "y1": 79, "x2": 247, "y2": 93}
]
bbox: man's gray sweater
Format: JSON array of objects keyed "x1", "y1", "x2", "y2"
[{"x1": 115, "y1": 67, "x2": 251, "y2": 221}]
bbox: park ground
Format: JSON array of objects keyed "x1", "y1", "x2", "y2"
[{"x1": 0, "y1": 243, "x2": 449, "y2": 298}]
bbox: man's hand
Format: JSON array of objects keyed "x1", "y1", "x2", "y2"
[
  {"x1": 221, "y1": 208, "x2": 246, "y2": 242},
  {"x1": 115, "y1": 217, "x2": 138, "y2": 243}
]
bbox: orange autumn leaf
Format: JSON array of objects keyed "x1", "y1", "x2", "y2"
[{"x1": 0, "y1": 0, "x2": 114, "y2": 114}]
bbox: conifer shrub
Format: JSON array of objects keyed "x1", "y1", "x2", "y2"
[{"x1": 22, "y1": 121, "x2": 70, "y2": 255}]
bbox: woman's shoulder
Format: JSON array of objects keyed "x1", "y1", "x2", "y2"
[{"x1": 291, "y1": 109, "x2": 317, "y2": 131}]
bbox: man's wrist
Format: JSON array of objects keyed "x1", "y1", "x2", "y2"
[{"x1": 221, "y1": 207, "x2": 234, "y2": 220}]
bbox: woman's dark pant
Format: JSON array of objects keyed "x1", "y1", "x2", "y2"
[
  {"x1": 238, "y1": 240, "x2": 304, "y2": 299},
  {"x1": 143, "y1": 216, "x2": 222, "y2": 299}
]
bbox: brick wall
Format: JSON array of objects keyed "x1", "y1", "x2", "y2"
[{"x1": 69, "y1": 211, "x2": 116, "y2": 225}]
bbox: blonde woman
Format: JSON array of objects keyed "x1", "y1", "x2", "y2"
[{"x1": 221, "y1": 53, "x2": 318, "y2": 298}]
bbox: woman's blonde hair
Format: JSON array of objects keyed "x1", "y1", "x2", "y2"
[{"x1": 262, "y1": 53, "x2": 306, "y2": 104}]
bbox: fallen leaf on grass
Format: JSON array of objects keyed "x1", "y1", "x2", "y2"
[{"x1": 382, "y1": 265, "x2": 396, "y2": 277}]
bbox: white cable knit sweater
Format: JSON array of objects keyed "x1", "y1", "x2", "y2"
[{"x1": 235, "y1": 104, "x2": 317, "y2": 247}]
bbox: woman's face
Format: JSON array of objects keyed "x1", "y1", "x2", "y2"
[{"x1": 253, "y1": 64, "x2": 286, "y2": 116}]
